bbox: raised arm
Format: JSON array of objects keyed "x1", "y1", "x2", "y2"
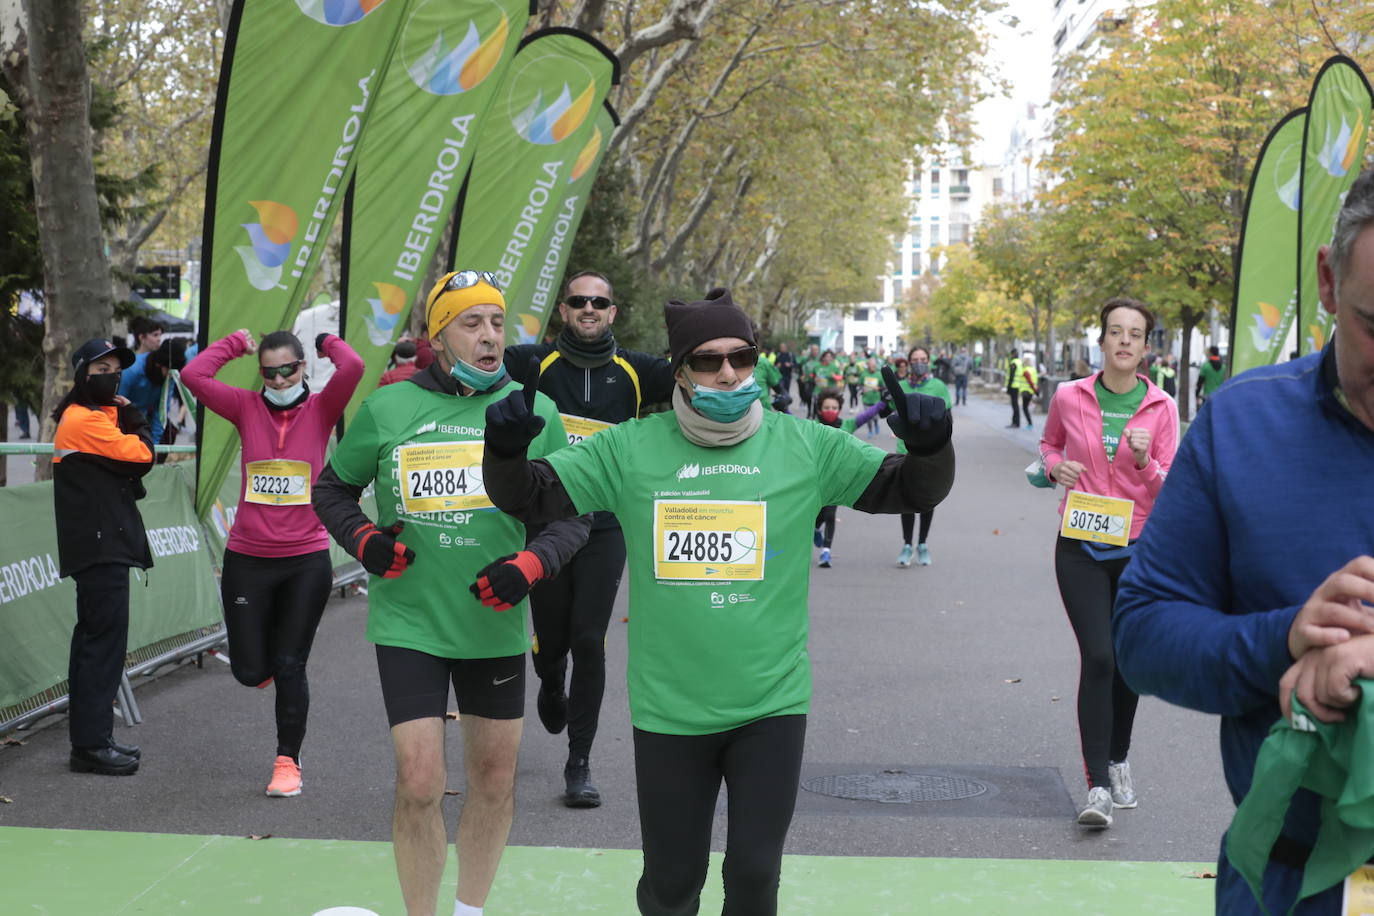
[
  {"x1": 181, "y1": 331, "x2": 252, "y2": 423},
  {"x1": 315, "y1": 333, "x2": 365, "y2": 424}
]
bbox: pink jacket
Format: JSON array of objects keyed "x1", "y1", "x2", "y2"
[
  {"x1": 1039, "y1": 372, "x2": 1179, "y2": 540},
  {"x1": 183, "y1": 331, "x2": 364, "y2": 558}
]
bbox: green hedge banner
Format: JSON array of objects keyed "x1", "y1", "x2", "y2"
[
  {"x1": 0, "y1": 465, "x2": 222, "y2": 710},
  {"x1": 1230, "y1": 108, "x2": 1305, "y2": 376},
  {"x1": 339, "y1": 0, "x2": 535, "y2": 423},
  {"x1": 197, "y1": 0, "x2": 413, "y2": 518},
  {"x1": 503, "y1": 101, "x2": 618, "y2": 325},
  {"x1": 1297, "y1": 55, "x2": 1373, "y2": 356},
  {"x1": 449, "y1": 28, "x2": 619, "y2": 345}
]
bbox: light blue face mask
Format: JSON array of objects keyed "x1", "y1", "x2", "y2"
[
  {"x1": 691, "y1": 376, "x2": 759, "y2": 422},
  {"x1": 263, "y1": 381, "x2": 305, "y2": 407},
  {"x1": 450, "y1": 355, "x2": 504, "y2": 392}
]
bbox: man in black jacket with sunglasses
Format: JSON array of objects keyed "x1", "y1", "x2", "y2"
[{"x1": 503, "y1": 269, "x2": 675, "y2": 808}]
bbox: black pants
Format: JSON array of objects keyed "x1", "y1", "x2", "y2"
[
  {"x1": 1054, "y1": 536, "x2": 1139, "y2": 788},
  {"x1": 847, "y1": 382, "x2": 860, "y2": 407},
  {"x1": 1008, "y1": 389, "x2": 1021, "y2": 425},
  {"x1": 814, "y1": 506, "x2": 836, "y2": 548},
  {"x1": 635, "y1": 715, "x2": 807, "y2": 916},
  {"x1": 900, "y1": 510, "x2": 933, "y2": 545},
  {"x1": 221, "y1": 548, "x2": 333, "y2": 760},
  {"x1": 1021, "y1": 390, "x2": 1034, "y2": 423},
  {"x1": 531, "y1": 525, "x2": 627, "y2": 759},
  {"x1": 68, "y1": 563, "x2": 132, "y2": 749},
  {"x1": 799, "y1": 383, "x2": 815, "y2": 418}
]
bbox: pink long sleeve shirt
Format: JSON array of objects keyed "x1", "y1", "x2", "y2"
[
  {"x1": 1038, "y1": 372, "x2": 1179, "y2": 540},
  {"x1": 183, "y1": 331, "x2": 364, "y2": 558}
]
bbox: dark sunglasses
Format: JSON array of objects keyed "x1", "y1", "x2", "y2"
[
  {"x1": 260, "y1": 360, "x2": 305, "y2": 380},
  {"x1": 685, "y1": 346, "x2": 758, "y2": 373},
  {"x1": 565, "y1": 294, "x2": 612, "y2": 310},
  {"x1": 442, "y1": 270, "x2": 502, "y2": 293}
]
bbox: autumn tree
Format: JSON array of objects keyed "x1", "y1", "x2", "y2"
[{"x1": 920, "y1": 243, "x2": 1028, "y2": 348}]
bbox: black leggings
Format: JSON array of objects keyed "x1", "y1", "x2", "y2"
[
  {"x1": 530, "y1": 525, "x2": 627, "y2": 759},
  {"x1": 900, "y1": 510, "x2": 934, "y2": 545},
  {"x1": 635, "y1": 715, "x2": 807, "y2": 916},
  {"x1": 221, "y1": 548, "x2": 333, "y2": 760},
  {"x1": 814, "y1": 506, "x2": 836, "y2": 548},
  {"x1": 1054, "y1": 536, "x2": 1139, "y2": 788}
]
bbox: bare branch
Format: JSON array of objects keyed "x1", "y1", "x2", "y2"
[
  {"x1": 652, "y1": 143, "x2": 738, "y2": 271},
  {"x1": 615, "y1": 0, "x2": 715, "y2": 74}
]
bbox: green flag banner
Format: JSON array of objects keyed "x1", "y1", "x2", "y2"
[
  {"x1": 196, "y1": 0, "x2": 413, "y2": 517},
  {"x1": 1297, "y1": 55, "x2": 1373, "y2": 357},
  {"x1": 1229, "y1": 108, "x2": 1305, "y2": 376},
  {"x1": 449, "y1": 28, "x2": 619, "y2": 345},
  {"x1": 504, "y1": 101, "x2": 619, "y2": 334},
  {"x1": 339, "y1": 0, "x2": 535, "y2": 422}
]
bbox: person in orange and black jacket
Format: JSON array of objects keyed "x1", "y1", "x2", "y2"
[{"x1": 52, "y1": 338, "x2": 156, "y2": 776}]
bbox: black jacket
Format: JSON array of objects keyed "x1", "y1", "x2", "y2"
[{"x1": 52, "y1": 403, "x2": 156, "y2": 577}]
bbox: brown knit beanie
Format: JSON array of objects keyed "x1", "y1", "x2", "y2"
[{"x1": 664, "y1": 287, "x2": 756, "y2": 372}]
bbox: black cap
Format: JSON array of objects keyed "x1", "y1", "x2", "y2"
[
  {"x1": 664, "y1": 287, "x2": 756, "y2": 372},
  {"x1": 71, "y1": 338, "x2": 136, "y2": 373}
]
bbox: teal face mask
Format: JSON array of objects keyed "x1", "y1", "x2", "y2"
[
  {"x1": 449, "y1": 355, "x2": 504, "y2": 392},
  {"x1": 690, "y1": 377, "x2": 759, "y2": 422}
]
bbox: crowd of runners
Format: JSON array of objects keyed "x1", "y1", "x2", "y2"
[{"x1": 38, "y1": 170, "x2": 1374, "y2": 916}]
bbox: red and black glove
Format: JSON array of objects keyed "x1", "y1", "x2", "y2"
[
  {"x1": 469, "y1": 551, "x2": 544, "y2": 611},
  {"x1": 348, "y1": 521, "x2": 415, "y2": 578}
]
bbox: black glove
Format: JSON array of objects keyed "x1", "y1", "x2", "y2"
[
  {"x1": 468, "y1": 551, "x2": 544, "y2": 611},
  {"x1": 770, "y1": 391, "x2": 792, "y2": 412},
  {"x1": 484, "y1": 357, "x2": 546, "y2": 458},
  {"x1": 882, "y1": 366, "x2": 952, "y2": 456},
  {"x1": 347, "y1": 520, "x2": 415, "y2": 578},
  {"x1": 315, "y1": 333, "x2": 330, "y2": 356},
  {"x1": 116, "y1": 403, "x2": 151, "y2": 436}
]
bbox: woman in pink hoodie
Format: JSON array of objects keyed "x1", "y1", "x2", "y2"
[
  {"x1": 183, "y1": 328, "x2": 363, "y2": 798},
  {"x1": 1039, "y1": 297, "x2": 1178, "y2": 830}
]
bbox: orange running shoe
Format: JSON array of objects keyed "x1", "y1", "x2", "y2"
[{"x1": 265, "y1": 755, "x2": 302, "y2": 797}]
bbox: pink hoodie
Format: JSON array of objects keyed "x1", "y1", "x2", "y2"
[
  {"x1": 183, "y1": 331, "x2": 364, "y2": 558},
  {"x1": 1039, "y1": 372, "x2": 1179, "y2": 540}
]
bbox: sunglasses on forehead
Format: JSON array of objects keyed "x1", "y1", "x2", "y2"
[
  {"x1": 260, "y1": 360, "x2": 304, "y2": 380},
  {"x1": 441, "y1": 270, "x2": 502, "y2": 294},
  {"x1": 565, "y1": 294, "x2": 612, "y2": 310},
  {"x1": 685, "y1": 346, "x2": 758, "y2": 373}
]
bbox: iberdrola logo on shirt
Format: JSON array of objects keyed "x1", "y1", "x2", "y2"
[
  {"x1": 675, "y1": 461, "x2": 760, "y2": 480},
  {"x1": 676, "y1": 462, "x2": 700, "y2": 480}
]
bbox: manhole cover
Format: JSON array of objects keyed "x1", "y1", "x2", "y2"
[{"x1": 801, "y1": 770, "x2": 990, "y2": 804}]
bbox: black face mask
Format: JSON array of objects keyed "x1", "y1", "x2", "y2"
[{"x1": 84, "y1": 372, "x2": 121, "y2": 405}]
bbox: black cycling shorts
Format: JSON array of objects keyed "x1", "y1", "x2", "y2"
[{"x1": 374, "y1": 645, "x2": 525, "y2": 727}]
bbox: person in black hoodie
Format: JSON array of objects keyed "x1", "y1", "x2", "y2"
[{"x1": 52, "y1": 338, "x2": 156, "y2": 776}]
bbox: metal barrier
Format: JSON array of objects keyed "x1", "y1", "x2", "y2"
[{"x1": 0, "y1": 443, "x2": 197, "y2": 455}]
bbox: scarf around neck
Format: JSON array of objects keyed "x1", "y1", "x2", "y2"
[
  {"x1": 672, "y1": 385, "x2": 763, "y2": 447},
  {"x1": 556, "y1": 326, "x2": 616, "y2": 369}
]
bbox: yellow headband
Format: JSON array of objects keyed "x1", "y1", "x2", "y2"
[{"x1": 425, "y1": 272, "x2": 506, "y2": 338}]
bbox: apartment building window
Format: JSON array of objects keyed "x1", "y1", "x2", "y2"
[
  {"x1": 949, "y1": 221, "x2": 971, "y2": 244},
  {"x1": 929, "y1": 217, "x2": 941, "y2": 246},
  {"x1": 929, "y1": 169, "x2": 941, "y2": 195},
  {"x1": 854, "y1": 307, "x2": 871, "y2": 322},
  {"x1": 993, "y1": 177, "x2": 1004, "y2": 197},
  {"x1": 911, "y1": 224, "x2": 922, "y2": 247}
]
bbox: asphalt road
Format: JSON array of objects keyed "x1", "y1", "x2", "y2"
[{"x1": 0, "y1": 383, "x2": 1233, "y2": 867}]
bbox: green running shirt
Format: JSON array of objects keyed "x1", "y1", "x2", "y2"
[
  {"x1": 1095, "y1": 377, "x2": 1146, "y2": 461},
  {"x1": 330, "y1": 379, "x2": 568, "y2": 659},
  {"x1": 546, "y1": 410, "x2": 886, "y2": 735}
]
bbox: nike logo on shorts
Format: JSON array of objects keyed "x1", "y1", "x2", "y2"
[{"x1": 492, "y1": 674, "x2": 518, "y2": 686}]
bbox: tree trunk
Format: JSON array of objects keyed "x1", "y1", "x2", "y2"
[
  {"x1": 0, "y1": 401, "x2": 7, "y2": 487},
  {"x1": 1178, "y1": 309, "x2": 1199, "y2": 424},
  {"x1": 15, "y1": 0, "x2": 113, "y2": 479}
]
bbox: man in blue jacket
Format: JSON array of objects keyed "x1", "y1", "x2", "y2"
[{"x1": 1114, "y1": 168, "x2": 1374, "y2": 914}]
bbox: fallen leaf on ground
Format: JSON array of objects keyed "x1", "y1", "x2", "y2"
[
  {"x1": 247, "y1": 834, "x2": 272, "y2": 841},
  {"x1": 0, "y1": 795, "x2": 13, "y2": 803},
  {"x1": 445, "y1": 711, "x2": 460, "y2": 721},
  {"x1": 992, "y1": 529, "x2": 1001, "y2": 535},
  {"x1": 1004, "y1": 678, "x2": 1022, "y2": 684},
  {"x1": 444, "y1": 789, "x2": 463, "y2": 796},
  {"x1": 621, "y1": 617, "x2": 629, "y2": 623},
  {"x1": 1050, "y1": 696, "x2": 1061, "y2": 702},
  {"x1": 3, "y1": 736, "x2": 27, "y2": 747},
  {"x1": 1188, "y1": 872, "x2": 1217, "y2": 880}
]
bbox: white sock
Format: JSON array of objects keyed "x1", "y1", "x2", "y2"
[{"x1": 453, "y1": 901, "x2": 483, "y2": 916}]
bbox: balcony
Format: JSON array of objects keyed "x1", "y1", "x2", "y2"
[{"x1": 949, "y1": 184, "x2": 971, "y2": 196}]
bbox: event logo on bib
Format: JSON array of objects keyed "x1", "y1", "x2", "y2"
[
  {"x1": 236, "y1": 200, "x2": 298, "y2": 291},
  {"x1": 364, "y1": 281, "x2": 407, "y2": 345},
  {"x1": 296, "y1": 0, "x2": 388, "y2": 27},
  {"x1": 507, "y1": 56, "x2": 597, "y2": 146},
  {"x1": 403, "y1": 0, "x2": 510, "y2": 96}
]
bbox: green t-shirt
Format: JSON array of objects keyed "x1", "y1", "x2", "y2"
[
  {"x1": 330, "y1": 378, "x2": 568, "y2": 659},
  {"x1": 860, "y1": 372, "x2": 883, "y2": 405},
  {"x1": 1095, "y1": 376, "x2": 1146, "y2": 460},
  {"x1": 894, "y1": 377, "x2": 952, "y2": 455},
  {"x1": 754, "y1": 356, "x2": 782, "y2": 403},
  {"x1": 546, "y1": 410, "x2": 886, "y2": 735},
  {"x1": 1198, "y1": 359, "x2": 1227, "y2": 395}
]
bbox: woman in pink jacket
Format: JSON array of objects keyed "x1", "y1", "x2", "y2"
[
  {"x1": 183, "y1": 329, "x2": 363, "y2": 797},
  {"x1": 1039, "y1": 297, "x2": 1178, "y2": 830}
]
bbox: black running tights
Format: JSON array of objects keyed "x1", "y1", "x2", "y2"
[
  {"x1": 634, "y1": 715, "x2": 807, "y2": 916},
  {"x1": 220, "y1": 548, "x2": 332, "y2": 760},
  {"x1": 900, "y1": 510, "x2": 934, "y2": 545},
  {"x1": 814, "y1": 506, "x2": 836, "y2": 548},
  {"x1": 1054, "y1": 536, "x2": 1139, "y2": 788}
]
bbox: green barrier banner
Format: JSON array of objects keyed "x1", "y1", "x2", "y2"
[
  {"x1": 196, "y1": 0, "x2": 414, "y2": 518},
  {"x1": 504, "y1": 101, "x2": 618, "y2": 322},
  {"x1": 339, "y1": 0, "x2": 534, "y2": 422},
  {"x1": 449, "y1": 29, "x2": 619, "y2": 345},
  {"x1": 0, "y1": 465, "x2": 222, "y2": 710},
  {"x1": 1230, "y1": 108, "x2": 1305, "y2": 376},
  {"x1": 1297, "y1": 55, "x2": 1373, "y2": 356}
]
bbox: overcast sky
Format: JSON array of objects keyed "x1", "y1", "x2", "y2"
[{"x1": 972, "y1": 0, "x2": 1053, "y2": 165}]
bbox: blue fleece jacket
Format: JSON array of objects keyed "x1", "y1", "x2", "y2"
[
  {"x1": 118, "y1": 351, "x2": 165, "y2": 442},
  {"x1": 1114, "y1": 346, "x2": 1374, "y2": 915}
]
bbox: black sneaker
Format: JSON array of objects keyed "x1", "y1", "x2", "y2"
[
  {"x1": 70, "y1": 745, "x2": 139, "y2": 776},
  {"x1": 108, "y1": 737, "x2": 141, "y2": 759},
  {"x1": 563, "y1": 756, "x2": 601, "y2": 808},
  {"x1": 537, "y1": 683, "x2": 568, "y2": 735}
]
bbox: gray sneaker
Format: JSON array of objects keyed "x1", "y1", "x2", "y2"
[
  {"x1": 1108, "y1": 760, "x2": 1137, "y2": 808},
  {"x1": 1076, "y1": 786, "x2": 1113, "y2": 827}
]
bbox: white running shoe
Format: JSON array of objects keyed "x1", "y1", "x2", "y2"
[
  {"x1": 1076, "y1": 786, "x2": 1113, "y2": 827},
  {"x1": 1108, "y1": 760, "x2": 1137, "y2": 808}
]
